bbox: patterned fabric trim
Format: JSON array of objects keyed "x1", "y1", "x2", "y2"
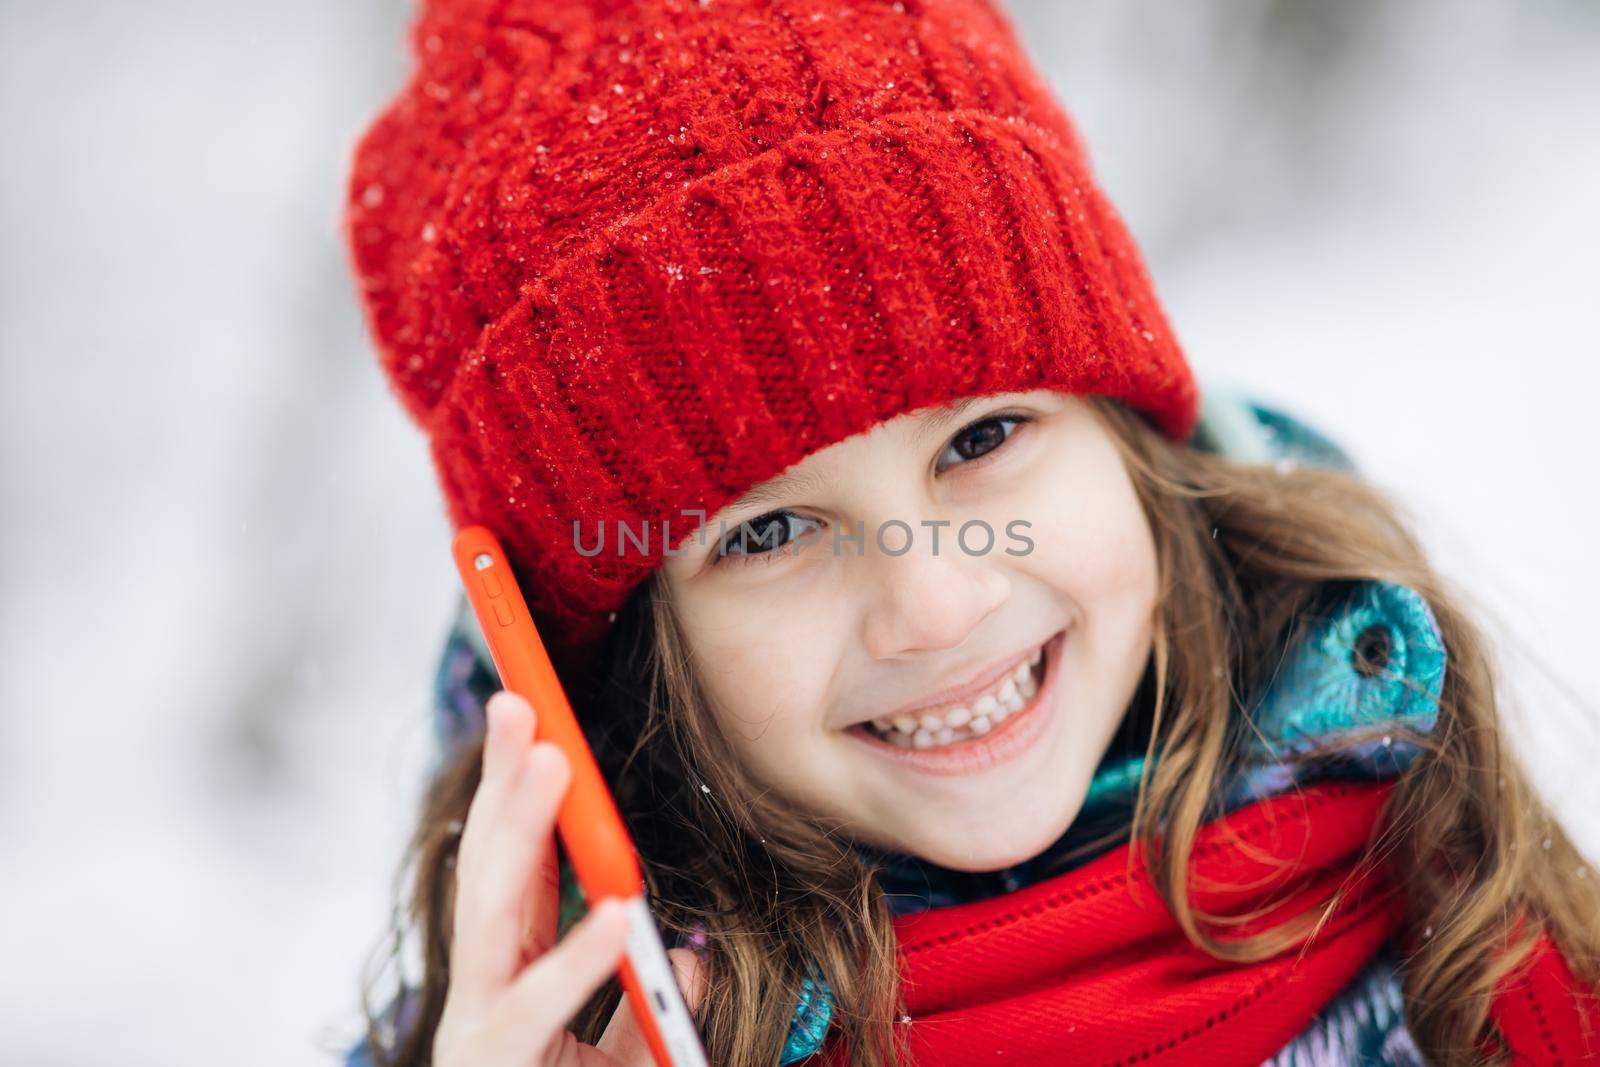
[{"x1": 1260, "y1": 943, "x2": 1424, "y2": 1066}]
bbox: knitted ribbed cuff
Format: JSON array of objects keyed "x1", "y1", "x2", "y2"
[{"x1": 423, "y1": 106, "x2": 1195, "y2": 679}]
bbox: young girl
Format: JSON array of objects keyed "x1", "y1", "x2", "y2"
[{"x1": 340, "y1": 1, "x2": 1600, "y2": 1064}]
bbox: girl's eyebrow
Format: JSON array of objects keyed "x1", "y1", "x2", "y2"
[
  {"x1": 727, "y1": 396, "x2": 998, "y2": 513},
  {"x1": 726, "y1": 466, "x2": 829, "y2": 512},
  {"x1": 911, "y1": 395, "x2": 993, "y2": 448}
]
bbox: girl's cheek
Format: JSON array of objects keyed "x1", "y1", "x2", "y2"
[
  {"x1": 701, "y1": 646, "x2": 825, "y2": 743},
  {"x1": 1091, "y1": 523, "x2": 1158, "y2": 607},
  {"x1": 1038, "y1": 462, "x2": 1157, "y2": 607},
  {"x1": 678, "y1": 584, "x2": 845, "y2": 738},
  {"x1": 1025, "y1": 512, "x2": 1154, "y2": 616}
]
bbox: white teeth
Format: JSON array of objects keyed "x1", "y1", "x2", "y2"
[{"x1": 863, "y1": 637, "x2": 1051, "y2": 749}]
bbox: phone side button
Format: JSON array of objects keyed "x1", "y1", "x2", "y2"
[
  {"x1": 480, "y1": 571, "x2": 503, "y2": 598},
  {"x1": 493, "y1": 600, "x2": 514, "y2": 627}
]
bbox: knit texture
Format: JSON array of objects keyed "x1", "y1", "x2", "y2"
[
  {"x1": 343, "y1": 0, "x2": 1199, "y2": 685},
  {"x1": 818, "y1": 780, "x2": 1412, "y2": 1065}
]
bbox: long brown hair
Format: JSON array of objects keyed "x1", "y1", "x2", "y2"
[{"x1": 359, "y1": 395, "x2": 1600, "y2": 1066}]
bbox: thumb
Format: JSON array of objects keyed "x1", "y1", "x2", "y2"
[{"x1": 594, "y1": 947, "x2": 708, "y2": 1066}]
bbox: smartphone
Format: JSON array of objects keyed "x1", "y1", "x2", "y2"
[{"x1": 451, "y1": 524, "x2": 710, "y2": 1067}]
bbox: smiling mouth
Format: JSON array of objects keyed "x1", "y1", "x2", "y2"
[{"x1": 854, "y1": 635, "x2": 1053, "y2": 750}]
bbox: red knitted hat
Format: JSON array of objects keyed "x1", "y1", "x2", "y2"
[{"x1": 344, "y1": 0, "x2": 1199, "y2": 687}]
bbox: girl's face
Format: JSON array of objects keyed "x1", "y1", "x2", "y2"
[{"x1": 660, "y1": 391, "x2": 1158, "y2": 871}]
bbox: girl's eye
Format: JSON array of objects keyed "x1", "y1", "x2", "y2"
[
  {"x1": 714, "y1": 511, "x2": 819, "y2": 565},
  {"x1": 935, "y1": 412, "x2": 1032, "y2": 475},
  {"x1": 710, "y1": 412, "x2": 1024, "y2": 572}
]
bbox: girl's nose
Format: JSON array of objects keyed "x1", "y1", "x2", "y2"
[{"x1": 859, "y1": 536, "x2": 1011, "y2": 660}]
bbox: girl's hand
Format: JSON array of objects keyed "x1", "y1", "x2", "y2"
[{"x1": 434, "y1": 690, "x2": 707, "y2": 1067}]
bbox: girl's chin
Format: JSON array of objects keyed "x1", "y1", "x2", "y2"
[{"x1": 877, "y1": 800, "x2": 1086, "y2": 873}]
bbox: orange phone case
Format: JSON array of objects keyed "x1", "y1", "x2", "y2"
[{"x1": 452, "y1": 524, "x2": 709, "y2": 1067}]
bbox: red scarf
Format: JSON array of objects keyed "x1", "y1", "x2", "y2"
[{"x1": 815, "y1": 779, "x2": 1598, "y2": 1065}]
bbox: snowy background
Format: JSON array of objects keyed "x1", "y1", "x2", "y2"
[{"x1": 2, "y1": 1, "x2": 1596, "y2": 1064}]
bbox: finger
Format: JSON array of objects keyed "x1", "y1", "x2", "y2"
[
  {"x1": 454, "y1": 691, "x2": 538, "y2": 874},
  {"x1": 453, "y1": 742, "x2": 571, "y2": 1002},
  {"x1": 496, "y1": 895, "x2": 633, "y2": 1044},
  {"x1": 455, "y1": 689, "x2": 540, "y2": 897},
  {"x1": 595, "y1": 946, "x2": 707, "y2": 1065},
  {"x1": 481, "y1": 689, "x2": 536, "y2": 786},
  {"x1": 516, "y1": 824, "x2": 563, "y2": 964}
]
